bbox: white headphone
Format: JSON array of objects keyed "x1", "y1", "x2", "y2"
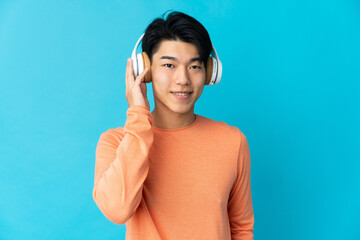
[{"x1": 131, "y1": 33, "x2": 222, "y2": 85}]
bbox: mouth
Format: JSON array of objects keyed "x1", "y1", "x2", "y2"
[
  {"x1": 171, "y1": 91, "x2": 193, "y2": 95},
  {"x1": 170, "y1": 91, "x2": 193, "y2": 99}
]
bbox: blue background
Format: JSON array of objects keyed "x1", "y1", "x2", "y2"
[{"x1": 1, "y1": 0, "x2": 359, "y2": 239}]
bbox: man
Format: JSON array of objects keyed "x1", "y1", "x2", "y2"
[{"x1": 92, "y1": 11, "x2": 254, "y2": 239}]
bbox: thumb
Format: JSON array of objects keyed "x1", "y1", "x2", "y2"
[{"x1": 140, "y1": 81, "x2": 147, "y2": 95}]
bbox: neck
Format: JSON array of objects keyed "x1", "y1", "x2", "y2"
[{"x1": 151, "y1": 107, "x2": 196, "y2": 130}]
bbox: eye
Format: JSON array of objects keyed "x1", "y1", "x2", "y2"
[
  {"x1": 190, "y1": 65, "x2": 202, "y2": 69},
  {"x1": 164, "y1": 63, "x2": 174, "y2": 68}
]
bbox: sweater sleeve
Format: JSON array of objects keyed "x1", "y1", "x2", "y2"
[
  {"x1": 227, "y1": 131, "x2": 255, "y2": 239},
  {"x1": 92, "y1": 105, "x2": 153, "y2": 225}
]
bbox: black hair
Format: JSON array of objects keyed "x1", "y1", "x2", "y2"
[{"x1": 141, "y1": 10, "x2": 212, "y2": 70}]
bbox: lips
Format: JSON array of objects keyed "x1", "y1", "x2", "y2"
[
  {"x1": 171, "y1": 91, "x2": 193, "y2": 97},
  {"x1": 170, "y1": 91, "x2": 193, "y2": 94}
]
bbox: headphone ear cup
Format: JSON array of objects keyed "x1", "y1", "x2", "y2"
[
  {"x1": 216, "y1": 58, "x2": 222, "y2": 84},
  {"x1": 208, "y1": 56, "x2": 219, "y2": 85},
  {"x1": 132, "y1": 54, "x2": 139, "y2": 76},
  {"x1": 205, "y1": 57, "x2": 214, "y2": 85},
  {"x1": 141, "y1": 52, "x2": 152, "y2": 83}
]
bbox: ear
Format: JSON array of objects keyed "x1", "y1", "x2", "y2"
[{"x1": 141, "y1": 52, "x2": 152, "y2": 83}]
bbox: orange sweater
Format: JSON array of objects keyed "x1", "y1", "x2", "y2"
[{"x1": 92, "y1": 105, "x2": 254, "y2": 239}]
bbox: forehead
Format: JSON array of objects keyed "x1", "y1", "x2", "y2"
[{"x1": 153, "y1": 40, "x2": 200, "y2": 59}]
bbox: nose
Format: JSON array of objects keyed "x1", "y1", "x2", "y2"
[{"x1": 175, "y1": 66, "x2": 190, "y2": 85}]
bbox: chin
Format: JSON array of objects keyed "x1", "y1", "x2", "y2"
[
  {"x1": 168, "y1": 104, "x2": 194, "y2": 115},
  {"x1": 153, "y1": 95, "x2": 196, "y2": 115}
]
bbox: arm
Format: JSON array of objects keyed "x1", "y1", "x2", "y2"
[
  {"x1": 92, "y1": 105, "x2": 153, "y2": 225},
  {"x1": 228, "y1": 131, "x2": 255, "y2": 239}
]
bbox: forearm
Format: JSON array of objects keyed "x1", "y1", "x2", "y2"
[{"x1": 92, "y1": 106, "x2": 153, "y2": 224}]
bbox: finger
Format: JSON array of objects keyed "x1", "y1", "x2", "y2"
[
  {"x1": 135, "y1": 68, "x2": 149, "y2": 85},
  {"x1": 125, "y1": 58, "x2": 134, "y2": 88}
]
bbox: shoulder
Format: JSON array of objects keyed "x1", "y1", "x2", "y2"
[
  {"x1": 197, "y1": 115, "x2": 246, "y2": 143},
  {"x1": 97, "y1": 127, "x2": 126, "y2": 146}
]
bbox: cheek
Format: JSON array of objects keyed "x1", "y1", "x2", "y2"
[
  {"x1": 195, "y1": 85, "x2": 204, "y2": 98},
  {"x1": 152, "y1": 70, "x2": 171, "y2": 90},
  {"x1": 193, "y1": 75, "x2": 205, "y2": 90}
]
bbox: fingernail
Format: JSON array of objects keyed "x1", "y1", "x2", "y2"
[
  {"x1": 145, "y1": 68, "x2": 148, "y2": 71},
  {"x1": 127, "y1": 58, "x2": 131, "y2": 62}
]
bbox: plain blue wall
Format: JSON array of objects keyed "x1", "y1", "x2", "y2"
[{"x1": 1, "y1": 0, "x2": 359, "y2": 239}]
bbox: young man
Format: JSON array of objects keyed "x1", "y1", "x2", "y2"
[{"x1": 92, "y1": 11, "x2": 254, "y2": 239}]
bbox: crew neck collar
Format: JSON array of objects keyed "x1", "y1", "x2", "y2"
[{"x1": 151, "y1": 114, "x2": 200, "y2": 132}]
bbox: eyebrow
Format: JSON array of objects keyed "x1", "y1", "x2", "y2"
[{"x1": 160, "y1": 55, "x2": 202, "y2": 63}]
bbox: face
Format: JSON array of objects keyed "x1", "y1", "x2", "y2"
[{"x1": 151, "y1": 40, "x2": 206, "y2": 116}]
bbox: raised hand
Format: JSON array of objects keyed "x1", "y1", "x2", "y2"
[{"x1": 125, "y1": 58, "x2": 150, "y2": 109}]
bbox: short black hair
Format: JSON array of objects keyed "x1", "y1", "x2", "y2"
[{"x1": 142, "y1": 10, "x2": 212, "y2": 70}]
